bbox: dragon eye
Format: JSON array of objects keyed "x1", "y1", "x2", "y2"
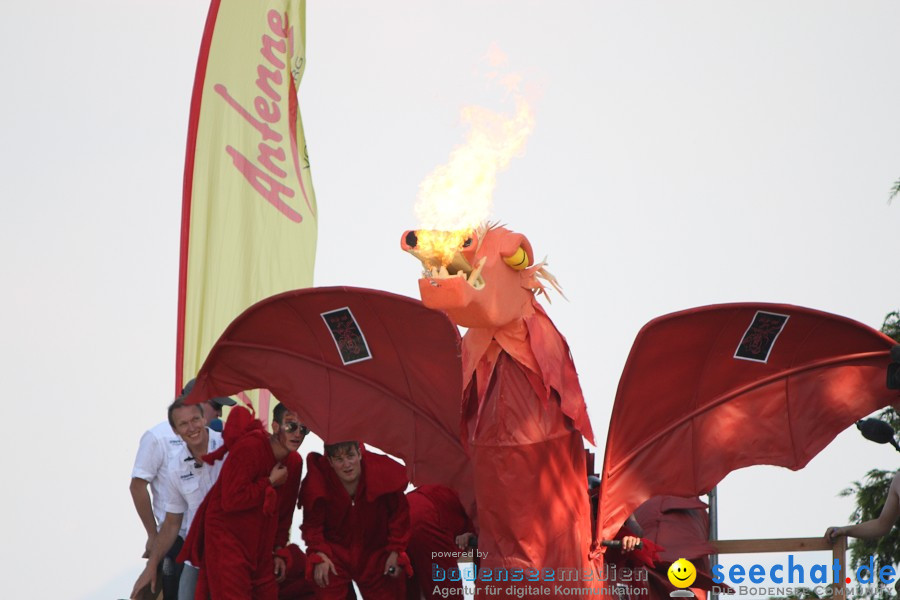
[{"x1": 503, "y1": 246, "x2": 530, "y2": 270}]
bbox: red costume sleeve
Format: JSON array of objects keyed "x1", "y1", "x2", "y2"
[
  {"x1": 274, "y1": 453, "x2": 303, "y2": 550},
  {"x1": 361, "y1": 452, "x2": 410, "y2": 554},
  {"x1": 609, "y1": 526, "x2": 662, "y2": 570},
  {"x1": 385, "y1": 491, "x2": 410, "y2": 553},
  {"x1": 300, "y1": 497, "x2": 333, "y2": 558},
  {"x1": 219, "y1": 433, "x2": 274, "y2": 513},
  {"x1": 299, "y1": 454, "x2": 334, "y2": 558}
]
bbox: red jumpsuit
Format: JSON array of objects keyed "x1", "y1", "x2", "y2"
[
  {"x1": 406, "y1": 485, "x2": 475, "y2": 600},
  {"x1": 300, "y1": 451, "x2": 410, "y2": 600},
  {"x1": 179, "y1": 424, "x2": 303, "y2": 600}
]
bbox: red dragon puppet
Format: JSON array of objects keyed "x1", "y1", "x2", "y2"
[{"x1": 402, "y1": 224, "x2": 599, "y2": 598}]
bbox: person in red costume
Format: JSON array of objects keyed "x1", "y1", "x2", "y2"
[
  {"x1": 405, "y1": 485, "x2": 476, "y2": 600},
  {"x1": 300, "y1": 441, "x2": 411, "y2": 600},
  {"x1": 177, "y1": 402, "x2": 308, "y2": 600}
]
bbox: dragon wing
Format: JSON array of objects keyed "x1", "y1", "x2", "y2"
[
  {"x1": 185, "y1": 286, "x2": 474, "y2": 515},
  {"x1": 599, "y1": 303, "x2": 897, "y2": 541}
]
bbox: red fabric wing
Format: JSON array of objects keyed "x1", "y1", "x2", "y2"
[
  {"x1": 185, "y1": 286, "x2": 474, "y2": 515},
  {"x1": 599, "y1": 303, "x2": 898, "y2": 541}
]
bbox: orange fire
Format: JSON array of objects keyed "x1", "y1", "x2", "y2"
[
  {"x1": 414, "y1": 44, "x2": 535, "y2": 265},
  {"x1": 413, "y1": 229, "x2": 473, "y2": 270}
]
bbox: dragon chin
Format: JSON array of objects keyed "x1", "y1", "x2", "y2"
[{"x1": 416, "y1": 274, "x2": 495, "y2": 329}]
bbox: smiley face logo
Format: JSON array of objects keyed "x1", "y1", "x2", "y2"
[{"x1": 667, "y1": 558, "x2": 697, "y2": 588}]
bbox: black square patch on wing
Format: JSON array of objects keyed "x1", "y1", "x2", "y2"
[
  {"x1": 321, "y1": 307, "x2": 372, "y2": 365},
  {"x1": 734, "y1": 311, "x2": 790, "y2": 363}
]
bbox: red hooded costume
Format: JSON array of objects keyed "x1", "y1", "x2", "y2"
[
  {"x1": 178, "y1": 406, "x2": 303, "y2": 600},
  {"x1": 406, "y1": 485, "x2": 476, "y2": 600},
  {"x1": 300, "y1": 450, "x2": 411, "y2": 600}
]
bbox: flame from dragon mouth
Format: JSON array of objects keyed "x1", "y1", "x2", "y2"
[
  {"x1": 413, "y1": 229, "x2": 472, "y2": 270},
  {"x1": 405, "y1": 229, "x2": 486, "y2": 290},
  {"x1": 413, "y1": 44, "x2": 535, "y2": 267}
]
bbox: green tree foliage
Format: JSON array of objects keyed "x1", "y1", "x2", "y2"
[
  {"x1": 841, "y1": 467, "x2": 900, "y2": 567},
  {"x1": 883, "y1": 312, "x2": 900, "y2": 341},
  {"x1": 840, "y1": 312, "x2": 900, "y2": 568},
  {"x1": 890, "y1": 179, "x2": 900, "y2": 203}
]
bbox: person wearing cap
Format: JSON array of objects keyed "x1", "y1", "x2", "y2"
[
  {"x1": 178, "y1": 401, "x2": 308, "y2": 600},
  {"x1": 300, "y1": 441, "x2": 411, "y2": 600},
  {"x1": 130, "y1": 397, "x2": 225, "y2": 599},
  {"x1": 181, "y1": 377, "x2": 237, "y2": 432}
]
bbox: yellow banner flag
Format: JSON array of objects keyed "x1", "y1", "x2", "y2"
[{"x1": 176, "y1": 0, "x2": 317, "y2": 416}]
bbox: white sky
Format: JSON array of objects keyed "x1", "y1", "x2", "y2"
[{"x1": 1, "y1": 1, "x2": 899, "y2": 598}]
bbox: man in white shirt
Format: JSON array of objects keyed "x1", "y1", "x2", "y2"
[
  {"x1": 130, "y1": 397, "x2": 225, "y2": 600},
  {"x1": 130, "y1": 381, "x2": 235, "y2": 552},
  {"x1": 130, "y1": 414, "x2": 185, "y2": 600}
]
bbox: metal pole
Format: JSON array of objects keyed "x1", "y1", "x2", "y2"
[{"x1": 709, "y1": 487, "x2": 718, "y2": 600}]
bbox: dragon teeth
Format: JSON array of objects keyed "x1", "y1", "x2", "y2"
[{"x1": 468, "y1": 257, "x2": 486, "y2": 284}]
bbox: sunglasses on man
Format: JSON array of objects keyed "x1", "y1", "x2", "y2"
[{"x1": 283, "y1": 421, "x2": 310, "y2": 436}]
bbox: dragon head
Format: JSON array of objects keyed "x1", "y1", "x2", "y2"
[{"x1": 401, "y1": 224, "x2": 554, "y2": 329}]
